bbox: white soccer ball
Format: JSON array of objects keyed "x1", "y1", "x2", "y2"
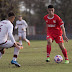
[{"x1": 54, "y1": 55, "x2": 63, "y2": 63}]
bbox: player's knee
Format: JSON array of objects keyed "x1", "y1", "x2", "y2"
[
  {"x1": 47, "y1": 41, "x2": 52, "y2": 45},
  {"x1": 47, "y1": 38, "x2": 52, "y2": 45},
  {"x1": 23, "y1": 38, "x2": 26, "y2": 41}
]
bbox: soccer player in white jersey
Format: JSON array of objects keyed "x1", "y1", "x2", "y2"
[
  {"x1": 0, "y1": 12, "x2": 23, "y2": 67},
  {"x1": 15, "y1": 15, "x2": 30, "y2": 46}
]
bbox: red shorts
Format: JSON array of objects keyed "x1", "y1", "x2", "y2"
[{"x1": 46, "y1": 34, "x2": 64, "y2": 43}]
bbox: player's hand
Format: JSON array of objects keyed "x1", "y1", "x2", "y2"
[
  {"x1": 14, "y1": 43, "x2": 23, "y2": 49},
  {"x1": 16, "y1": 42, "x2": 23, "y2": 49},
  {"x1": 15, "y1": 45, "x2": 20, "y2": 49},
  {"x1": 16, "y1": 42, "x2": 21, "y2": 46},
  {"x1": 63, "y1": 35, "x2": 69, "y2": 42}
]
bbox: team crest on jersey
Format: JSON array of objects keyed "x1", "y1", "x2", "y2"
[{"x1": 53, "y1": 20, "x2": 56, "y2": 23}]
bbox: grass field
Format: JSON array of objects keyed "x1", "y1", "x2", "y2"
[{"x1": 0, "y1": 40, "x2": 72, "y2": 72}]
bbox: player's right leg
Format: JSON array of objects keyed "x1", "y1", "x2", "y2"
[
  {"x1": 18, "y1": 32, "x2": 22, "y2": 45},
  {"x1": 0, "y1": 40, "x2": 21, "y2": 67},
  {"x1": 46, "y1": 38, "x2": 52, "y2": 62}
]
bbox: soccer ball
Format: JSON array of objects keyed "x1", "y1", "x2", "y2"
[{"x1": 54, "y1": 55, "x2": 63, "y2": 63}]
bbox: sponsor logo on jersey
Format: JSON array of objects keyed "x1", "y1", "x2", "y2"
[
  {"x1": 47, "y1": 24, "x2": 56, "y2": 27},
  {"x1": 18, "y1": 24, "x2": 22, "y2": 25},
  {"x1": 53, "y1": 20, "x2": 56, "y2": 23}
]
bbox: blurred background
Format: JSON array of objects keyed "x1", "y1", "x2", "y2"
[{"x1": 0, "y1": 0, "x2": 72, "y2": 40}]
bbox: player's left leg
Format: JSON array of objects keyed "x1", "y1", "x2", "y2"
[
  {"x1": 11, "y1": 42, "x2": 23, "y2": 67},
  {"x1": 11, "y1": 47, "x2": 21, "y2": 67},
  {"x1": 58, "y1": 43, "x2": 69, "y2": 64},
  {"x1": 1, "y1": 40, "x2": 22, "y2": 67},
  {"x1": 19, "y1": 37, "x2": 22, "y2": 45},
  {"x1": 55, "y1": 35, "x2": 69, "y2": 64},
  {"x1": 22, "y1": 32, "x2": 30, "y2": 46}
]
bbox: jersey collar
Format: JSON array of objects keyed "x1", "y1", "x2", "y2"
[{"x1": 47, "y1": 15, "x2": 54, "y2": 19}]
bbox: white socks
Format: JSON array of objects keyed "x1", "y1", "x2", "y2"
[
  {"x1": 19, "y1": 40, "x2": 22, "y2": 45},
  {"x1": 25, "y1": 39, "x2": 29, "y2": 43},
  {"x1": 14, "y1": 47, "x2": 20, "y2": 55},
  {"x1": 13, "y1": 57, "x2": 17, "y2": 61},
  {"x1": 13, "y1": 47, "x2": 20, "y2": 61}
]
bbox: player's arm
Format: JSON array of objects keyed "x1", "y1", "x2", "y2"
[
  {"x1": 57, "y1": 15, "x2": 68, "y2": 42},
  {"x1": 22, "y1": 20, "x2": 28, "y2": 31},
  {"x1": 61, "y1": 24, "x2": 68, "y2": 42},
  {"x1": 8, "y1": 24, "x2": 21, "y2": 49},
  {"x1": 23, "y1": 20, "x2": 28, "y2": 28}
]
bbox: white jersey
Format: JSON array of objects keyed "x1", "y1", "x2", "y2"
[
  {"x1": 0, "y1": 20, "x2": 16, "y2": 44},
  {"x1": 15, "y1": 20, "x2": 28, "y2": 32}
]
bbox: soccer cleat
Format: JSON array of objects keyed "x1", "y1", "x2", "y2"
[
  {"x1": 11, "y1": 60, "x2": 21, "y2": 67},
  {"x1": 46, "y1": 57, "x2": 50, "y2": 62},
  {"x1": 65, "y1": 60, "x2": 69, "y2": 64},
  {"x1": 27, "y1": 40, "x2": 30, "y2": 46}
]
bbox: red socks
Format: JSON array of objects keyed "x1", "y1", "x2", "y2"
[
  {"x1": 47, "y1": 45, "x2": 51, "y2": 57},
  {"x1": 47, "y1": 45, "x2": 68, "y2": 60},
  {"x1": 62, "y1": 48, "x2": 68, "y2": 60}
]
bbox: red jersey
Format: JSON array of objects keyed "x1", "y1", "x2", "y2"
[{"x1": 44, "y1": 14, "x2": 64, "y2": 35}]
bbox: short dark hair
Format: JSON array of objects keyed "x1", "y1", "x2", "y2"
[
  {"x1": 48, "y1": 5, "x2": 54, "y2": 8},
  {"x1": 8, "y1": 12, "x2": 15, "y2": 17},
  {"x1": 18, "y1": 15, "x2": 22, "y2": 17}
]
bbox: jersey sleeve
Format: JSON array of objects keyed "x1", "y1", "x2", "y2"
[
  {"x1": 56, "y1": 15, "x2": 64, "y2": 27},
  {"x1": 22, "y1": 20, "x2": 28, "y2": 28},
  {"x1": 7, "y1": 23, "x2": 16, "y2": 43}
]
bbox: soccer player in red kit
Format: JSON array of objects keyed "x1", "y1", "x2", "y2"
[{"x1": 44, "y1": 5, "x2": 69, "y2": 64}]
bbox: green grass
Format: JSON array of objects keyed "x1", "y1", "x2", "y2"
[{"x1": 0, "y1": 40, "x2": 72, "y2": 72}]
